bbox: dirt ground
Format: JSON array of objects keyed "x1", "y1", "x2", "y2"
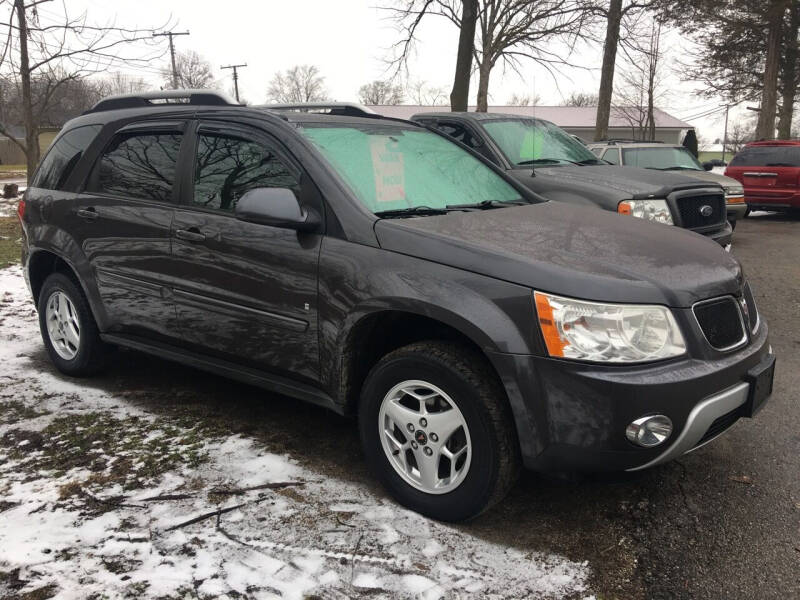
[{"x1": 0, "y1": 212, "x2": 798, "y2": 599}]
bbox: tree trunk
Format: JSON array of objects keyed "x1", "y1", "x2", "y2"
[
  {"x1": 450, "y1": 0, "x2": 477, "y2": 112},
  {"x1": 756, "y1": 0, "x2": 788, "y2": 140},
  {"x1": 594, "y1": 0, "x2": 623, "y2": 141},
  {"x1": 15, "y1": 0, "x2": 38, "y2": 182},
  {"x1": 778, "y1": 0, "x2": 799, "y2": 139},
  {"x1": 475, "y1": 60, "x2": 491, "y2": 112}
]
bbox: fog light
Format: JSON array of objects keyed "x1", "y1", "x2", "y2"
[{"x1": 626, "y1": 415, "x2": 673, "y2": 447}]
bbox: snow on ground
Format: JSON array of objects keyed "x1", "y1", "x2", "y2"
[{"x1": 0, "y1": 265, "x2": 592, "y2": 599}]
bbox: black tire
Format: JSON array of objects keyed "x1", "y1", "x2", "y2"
[
  {"x1": 729, "y1": 219, "x2": 737, "y2": 231},
  {"x1": 358, "y1": 341, "x2": 520, "y2": 521},
  {"x1": 743, "y1": 207, "x2": 751, "y2": 218},
  {"x1": 38, "y1": 272, "x2": 111, "y2": 376}
]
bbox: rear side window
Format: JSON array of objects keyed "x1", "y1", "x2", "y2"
[
  {"x1": 603, "y1": 148, "x2": 620, "y2": 164},
  {"x1": 193, "y1": 132, "x2": 300, "y2": 212},
  {"x1": 730, "y1": 145, "x2": 800, "y2": 167},
  {"x1": 88, "y1": 131, "x2": 183, "y2": 202},
  {"x1": 31, "y1": 125, "x2": 101, "y2": 190}
]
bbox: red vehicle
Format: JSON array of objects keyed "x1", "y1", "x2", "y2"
[{"x1": 725, "y1": 140, "x2": 800, "y2": 214}]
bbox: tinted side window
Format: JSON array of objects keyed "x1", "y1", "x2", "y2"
[
  {"x1": 603, "y1": 148, "x2": 620, "y2": 164},
  {"x1": 193, "y1": 132, "x2": 300, "y2": 212},
  {"x1": 729, "y1": 145, "x2": 800, "y2": 167},
  {"x1": 438, "y1": 122, "x2": 480, "y2": 148},
  {"x1": 88, "y1": 131, "x2": 183, "y2": 202},
  {"x1": 31, "y1": 125, "x2": 102, "y2": 190}
]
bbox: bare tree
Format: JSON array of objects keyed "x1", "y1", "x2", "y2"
[
  {"x1": 450, "y1": 0, "x2": 478, "y2": 110},
  {"x1": 98, "y1": 72, "x2": 151, "y2": 96},
  {"x1": 591, "y1": 0, "x2": 654, "y2": 141},
  {"x1": 266, "y1": 65, "x2": 328, "y2": 103},
  {"x1": 162, "y1": 50, "x2": 216, "y2": 89},
  {"x1": 385, "y1": 1, "x2": 590, "y2": 112},
  {"x1": 506, "y1": 92, "x2": 541, "y2": 105},
  {"x1": 561, "y1": 91, "x2": 599, "y2": 106},
  {"x1": 756, "y1": 0, "x2": 790, "y2": 139},
  {"x1": 406, "y1": 80, "x2": 448, "y2": 105},
  {"x1": 0, "y1": 1, "x2": 168, "y2": 180},
  {"x1": 612, "y1": 18, "x2": 664, "y2": 140},
  {"x1": 727, "y1": 120, "x2": 754, "y2": 153},
  {"x1": 358, "y1": 80, "x2": 404, "y2": 105}
]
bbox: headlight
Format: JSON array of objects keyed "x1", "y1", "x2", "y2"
[
  {"x1": 724, "y1": 186, "x2": 745, "y2": 203},
  {"x1": 617, "y1": 199, "x2": 673, "y2": 225},
  {"x1": 534, "y1": 291, "x2": 686, "y2": 363}
]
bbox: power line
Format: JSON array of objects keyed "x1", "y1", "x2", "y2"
[
  {"x1": 221, "y1": 63, "x2": 246, "y2": 102},
  {"x1": 152, "y1": 30, "x2": 189, "y2": 89}
]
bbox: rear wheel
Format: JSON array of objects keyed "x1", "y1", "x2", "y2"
[
  {"x1": 359, "y1": 341, "x2": 520, "y2": 521},
  {"x1": 38, "y1": 272, "x2": 110, "y2": 376}
]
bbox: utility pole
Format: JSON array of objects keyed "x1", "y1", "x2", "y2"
[
  {"x1": 221, "y1": 63, "x2": 247, "y2": 102},
  {"x1": 721, "y1": 104, "x2": 731, "y2": 164},
  {"x1": 153, "y1": 30, "x2": 190, "y2": 89}
]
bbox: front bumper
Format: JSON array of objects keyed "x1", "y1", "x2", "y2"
[
  {"x1": 699, "y1": 220, "x2": 733, "y2": 247},
  {"x1": 488, "y1": 318, "x2": 772, "y2": 472},
  {"x1": 726, "y1": 202, "x2": 748, "y2": 221}
]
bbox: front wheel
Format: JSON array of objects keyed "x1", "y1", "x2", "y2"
[{"x1": 359, "y1": 341, "x2": 520, "y2": 521}]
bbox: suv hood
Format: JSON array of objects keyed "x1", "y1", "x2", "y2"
[
  {"x1": 374, "y1": 202, "x2": 742, "y2": 307},
  {"x1": 510, "y1": 165, "x2": 720, "y2": 198}
]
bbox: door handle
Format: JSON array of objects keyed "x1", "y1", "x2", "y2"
[
  {"x1": 76, "y1": 207, "x2": 98, "y2": 220},
  {"x1": 174, "y1": 228, "x2": 206, "y2": 242}
]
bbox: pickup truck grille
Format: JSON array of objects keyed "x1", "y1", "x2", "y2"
[
  {"x1": 693, "y1": 296, "x2": 747, "y2": 350},
  {"x1": 677, "y1": 194, "x2": 726, "y2": 229}
]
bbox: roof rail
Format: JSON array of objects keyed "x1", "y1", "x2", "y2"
[
  {"x1": 85, "y1": 89, "x2": 238, "y2": 114},
  {"x1": 599, "y1": 138, "x2": 665, "y2": 145},
  {"x1": 261, "y1": 102, "x2": 378, "y2": 118}
]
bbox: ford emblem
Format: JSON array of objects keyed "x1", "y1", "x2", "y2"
[{"x1": 699, "y1": 205, "x2": 713, "y2": 217}]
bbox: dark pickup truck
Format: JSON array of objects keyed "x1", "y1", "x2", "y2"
[{"x1": 411, "y1": 112, "x2": 733, "y2": 249}]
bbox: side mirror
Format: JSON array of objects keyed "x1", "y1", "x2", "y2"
[
  {"x1": 234, "y1": 187, "x2": 320, "y2": 231},
  {"x1": 702, "y1": 161, "x2": 714, "y2": 171}
]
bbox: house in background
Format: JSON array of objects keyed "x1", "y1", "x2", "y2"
[
  {"x1": 367, "y1": 105, "x2": 693, "y2": 145},
  {"x1": 0, "y1": 126, "x2": 60, "y2": 165}
]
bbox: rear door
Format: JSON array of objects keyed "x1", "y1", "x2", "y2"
[
  {"x1": 76, "y1": 121, "x2": 186, "y2": 342},
  {"x1": 170, "y1": 120, "x2": 322, "y2": 381}
]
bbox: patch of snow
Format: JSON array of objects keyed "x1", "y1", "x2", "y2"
[{"x1": 0, "y1": 265, "x2": 592, "y2": 598}]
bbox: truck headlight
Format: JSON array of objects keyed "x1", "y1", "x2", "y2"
[
  {"x1": 618, "y1": 199, "x2": 673, "y2": 225},
  {"x1": 534, "y1": 291, "x2": 686, "y2": 363},
  {"x1": 724, "y1": 186, "x2": 745, "y2": 203}
]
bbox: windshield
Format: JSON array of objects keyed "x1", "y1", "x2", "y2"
[
  {"x1": 300, "y1": 123, "x2": 524, "y2": 214},
  {"x1": 621, "y1": 146, "x2": 703, "y2": 170},
  {"x1": 481, "y1": 118, "x2": 599, "y2": 166},
  {"x1": 729, "y1": 145, "x2": 800, "y2": 167}
]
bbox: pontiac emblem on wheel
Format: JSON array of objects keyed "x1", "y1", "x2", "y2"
[{"x1": 699, "y1": 205, "x2": 713, "y2": 217}]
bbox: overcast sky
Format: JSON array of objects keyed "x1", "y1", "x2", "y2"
[{"x1": 45, "y1": 0, "x2": 752, "y2": 141}]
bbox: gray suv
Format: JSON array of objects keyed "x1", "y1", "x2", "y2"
[{"x1": 19, "y1": 92, "x2": 774, "y2": 521}]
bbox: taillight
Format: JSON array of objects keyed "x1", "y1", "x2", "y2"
[{"x1": 16, "y1": 198, "x2": 25, "y2": 222}]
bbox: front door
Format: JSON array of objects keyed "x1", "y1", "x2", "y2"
[
  {"x1": 76, "y1": 121, "x2": 186, "y2": 342},
  {"x1": 171, "y1": 121, "x2": 322, "y2": 382}
]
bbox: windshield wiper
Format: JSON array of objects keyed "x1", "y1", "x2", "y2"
[
  {"x1": 374, "y1": 206, "x2": 449, "y2": 218},
  {"x1": 658, "y1": 166, "x2": 701, "y2": 171},
  {"x1": 576, "y1": 158, "x2": 606, "y2": 165},
  {"x1": 446, "y1": 199, "x2": 528, "y2": 210},
  {"x1": 516, "y1": 158, "x2": 577, "y2": 166}
]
